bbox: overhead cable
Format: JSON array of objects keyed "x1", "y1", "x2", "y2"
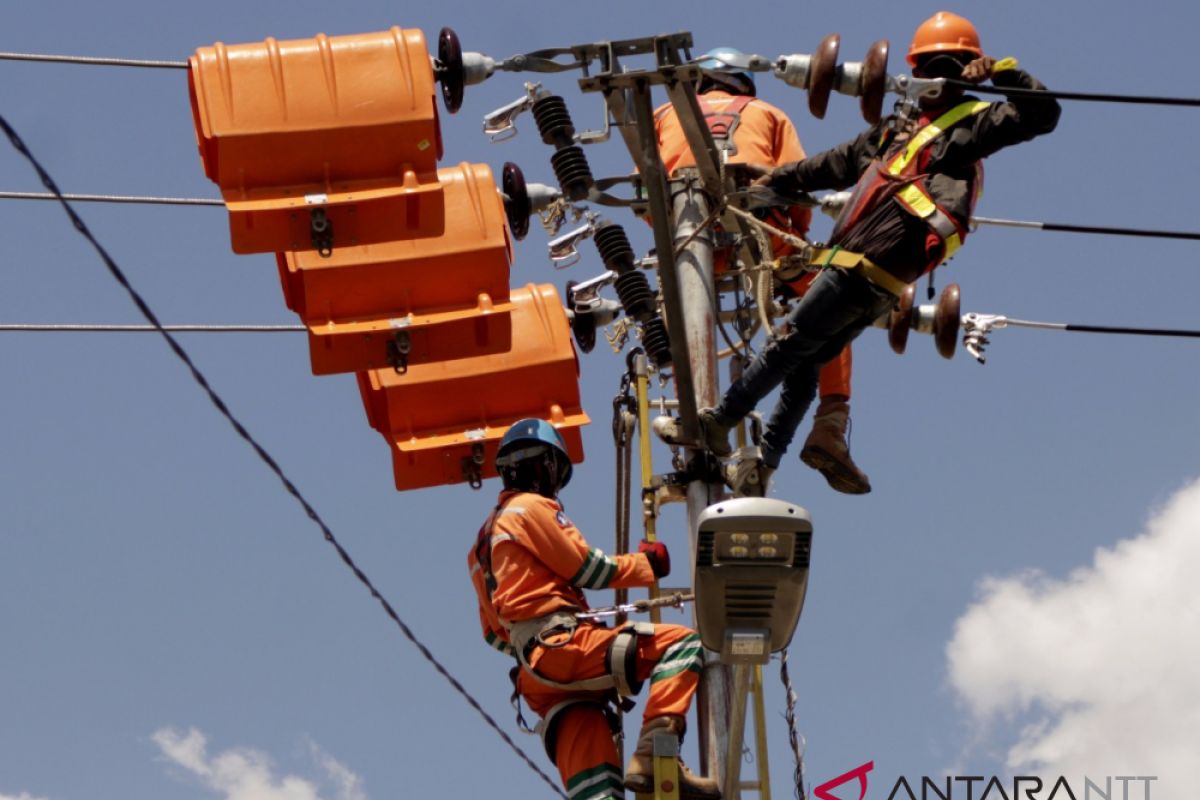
[
  {"x1": 0, "y1": 324, "x2": 303, "y2": 333},
  {"x1": 6, "y1": 189, "x2": 1200, "y2": 244},
  {"x1": 945, "y1": 78, "x2": 1200, "y2": 108},
  {"x1": 0, "y1": 51, "x2": 187, "y2": 69},
  {"x1": 1003, "y1": 318, "x2": 1200, "y2": 338},
  {"x1": 0, "y1": 111, "x2": 567, "y2": 800},
  {"x1": 972, "y1": 216, "x2": 1200, "y2": 241},
  {"x1": 0, "y1": 190, "x2": 221, "y2": 206}
]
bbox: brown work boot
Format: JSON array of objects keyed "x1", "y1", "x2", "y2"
[
  {"x1": 625, "y1": 716, "x2": 722, "y2": 799},
  {"x1": 799, "y1": 398, "x2": 872, "y2": 494}
]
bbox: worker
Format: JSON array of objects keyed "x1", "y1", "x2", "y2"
[
  {"x1": 468, "y1": 418, "x2": 721, "y2": 799},
  {"x1": 653, "y1": 48, "x2": 870, "y2": 496},
  {"x1": 694, "y1": 12, "x2": 1061, "y2": 476}
]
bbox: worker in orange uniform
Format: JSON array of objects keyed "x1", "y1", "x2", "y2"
[
  {"x1": 695, "y1": 13, "x2": 1060, "y2": 477},
  {"x1": 469, "y1": 418, "x2": 721, "y2": 800},
  {"x1": 654, "y1": 48, "x2": 870, "y2": 496}
]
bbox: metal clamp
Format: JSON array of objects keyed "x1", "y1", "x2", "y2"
[
  {"x1": 309, "y1": 208, "x2": 333, "y2": 257},
  {"x1": 461, "y1": 442, "x2": 486, "y2": 490},
  {"x1": 566, "y1": 270, "x2": 617, "y2": 312},
  {"x1": 482, "y1": 82, "x2": 547, "y2": 142},
  {"x1": 548, "y1": 211, "x2": 600, "y2": 268},
  {"x1": 386, "y1": 330, "x2": 411, "y2": 374},
  {"x1": 961, "y1": 312, "x2": 1008, "y2": 364}
]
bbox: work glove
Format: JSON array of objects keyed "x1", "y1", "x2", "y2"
[
  {"x1": 960, "y1": 55, "x2": 997, "y2": 84},
  {"x1": 638, "y1": 539, "x2": 671, "y2": 579}
]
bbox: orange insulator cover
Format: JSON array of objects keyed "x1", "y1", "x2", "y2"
[
  {"x1": 188, "y1": 28, "x2": 444, "y2": 253},
  {"x1": 276, "y1": 162, "x2": 515, "y2": 375},
  {"x1": 357, "y1": 283, "x2": 589, "y2": 491}
]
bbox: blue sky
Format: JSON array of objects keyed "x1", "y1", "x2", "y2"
[{"x1": 2, "y1": 2, "x2": 1198, "y2": 799}]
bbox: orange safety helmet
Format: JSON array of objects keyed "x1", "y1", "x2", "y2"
[{"x1": 906, "y1": 11, "x2": 982, "y2": 67}]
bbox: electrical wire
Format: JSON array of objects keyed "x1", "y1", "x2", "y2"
[
  {"x1": 0, "y1": 190, "x2": 221, "y2": 206},
  {"x1": 0, "y1": 51, "x2": 187, "y2": 69},
  {"x1": 0, "y1": 324, "x2": 303, "y2": 333},
  {"x1": 6, "y1": 189, "x2": 1200, "y2": 244},
  {"x1": 1006, "y1": 318, "x2": 1200, "y2": 338},
  {"x1": 944, "y1": 78, "x2": 1200, "y2": 107},
  {"x1": 0, "y1": 111, "x2": 568, "y2": 800},
  {"x1": 972, "y1": 216, "x2": 1200, "y2": 241}
]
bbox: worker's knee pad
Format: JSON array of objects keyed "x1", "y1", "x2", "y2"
[{"x1": 605, "y1": 621, "x2": 654, "y2": 698}]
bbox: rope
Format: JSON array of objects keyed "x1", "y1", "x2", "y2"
[
  {"x1": 944, "y1": 78, "x2": 1200, "y2": 107},
  {"x1": 779, "y1": 651, "x2": 808, "y2": 800},
  {"x1": 0, "y1": 324, "x2": 303, "y2": 333},
  {"x1": 0, "y1": 111, "x2": 567, "y2": 800},
  {"x1": 0, "y1": 51, "x2": 188, "y2": 69}
]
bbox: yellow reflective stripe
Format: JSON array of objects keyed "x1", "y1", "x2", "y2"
[
  {"x1": 896, "y1": 184, "x2": 937, "y2": 216},
  {"x1": 888, "y1": 101, "x2": 992, "y2": 174},
  {"x1": 944, "y1": 231, "x2": 962, "y2": 258}
]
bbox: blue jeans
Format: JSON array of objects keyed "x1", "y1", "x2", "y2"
[{"x1": 715, "y1": 268, "x2": 896, "y2": 468}]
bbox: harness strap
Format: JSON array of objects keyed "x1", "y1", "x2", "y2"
[
  {"x1": 697, "y1": 94, "x2": 756, "y2": 153},
  {"x1": 809, "y1": 246, "x2": 909, "y2": 297},
  {"x1": 606, "y1": 621, "x2": 655, "y2": 697}
]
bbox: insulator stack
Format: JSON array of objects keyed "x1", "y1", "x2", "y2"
[
  {"x1": 641, "y1": 317, "x2": 673, "y2": 367},
  {"x1": 613, "y1": 271, "x2": 656, "y2": 320},
  {"x1": 592, "y1": 222, "x2": 671, "y2": 365},
  {"x1": 532, "y1": 95, "x2": 576, "y2": 147},
  {"x1": 531, "y1": 94, "x2": 593, "y2": 202},
  {"x1": 549, "y1": 146, "x2": 594, "y2": 203}
]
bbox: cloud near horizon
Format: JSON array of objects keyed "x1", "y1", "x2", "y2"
[
  {"x1": 946, "y1": 478, "x2": 1200, "y2": 795},
  {"x1": 153, "y1": 727, "x2": 365, "y2": 800}
]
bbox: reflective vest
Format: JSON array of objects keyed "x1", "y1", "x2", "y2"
[{"x1": 831, "y1": 100, "x2": 991, "y2": 272}]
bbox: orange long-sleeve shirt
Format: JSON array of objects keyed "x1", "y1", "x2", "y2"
[
  {"x1": 468, "y1": 490, "x2": 656, "y2": 654},
  {"x1": 654, "y1": 89, "x2": 812, "y2": 253}
]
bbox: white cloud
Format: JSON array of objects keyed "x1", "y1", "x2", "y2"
[
  {"x1": 153, "y1": 727, "x2": 366, "y2": 800},
  {"x1": 946, "y1": 478, "x2": 1200, "y2": 793},
  {"x1": 0, "y1": 793, "x2": 49, "y2": 800}
]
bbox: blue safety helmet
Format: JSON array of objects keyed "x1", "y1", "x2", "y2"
[
  {"x1": 495, "y1": 418, "x2": 573, "y2": 489},
  {"x1": 697, "y1": 47, "x2": 755, "y2": 88}
]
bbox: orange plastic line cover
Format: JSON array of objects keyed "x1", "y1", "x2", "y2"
[
  {"x1": 356, "y1": 283, "x2": 589, "y2": 491},
  {"x1": 278, "y1": 163, "x2": 512, "y2": 323},
  {"x1": 189, "y1": 27, "x2": 442, "y2": 191}
]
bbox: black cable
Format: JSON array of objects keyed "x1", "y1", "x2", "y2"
[
  {"x1": 973, "y1": 216, "x2": 1200, "y2": 241},
  {"x1": 1007, "y1": 318, "x2": 1200, "y2": 338},
  {"x1": 0, "y1": 111, "x2": 567, "y2": 800},
  {"x1": 944, "y1": 78, "x2": 1200, "y2": 107}
]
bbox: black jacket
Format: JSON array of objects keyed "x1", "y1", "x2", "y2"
[{"x1": 770, "y1": 67, "x2": 1061, "y2": 282}]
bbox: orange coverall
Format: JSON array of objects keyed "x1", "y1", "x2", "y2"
[
  {"x1": 655, "y1": 89, "x2": 852, "y2": 400},
  {"x1": 469, "y1": 490, "x2": 705, "y2": 798}
]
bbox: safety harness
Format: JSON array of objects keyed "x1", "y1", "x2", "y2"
[
  {"x1": 656, "y1": 93, "x2": 756, "y2": 156},
  {"x1": 813, "y1": 100, "x2": 992, "y2": 295},
  {"x1": 473, "y1": 498, "x2": 654, "y2": 762}
]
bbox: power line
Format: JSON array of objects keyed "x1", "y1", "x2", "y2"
[
  {"x1": 972, "y1": 216, "x2": 1200, "y2": 241},
  {"x1": 7, "y1": 189, "x2": 1200, "y2": 244},
  {"x1": 0, "y1": 324, "x2": 303, "y2": 332},
  {"x1": 945, "y1": 78, "x2": 1200, "y2": 107},
  {"x1": 1005, "y1": 318, "x2": 1200, "y2": 338},
  {"x1": 0, "y1": 190, "x2": 221, "y2": 206},
  {"x1": 0, "y1": 111, "x2": 567, "y2": 800},
  {"x1": 0, "y1": 51, "x2": 187, "y2": 69}
]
